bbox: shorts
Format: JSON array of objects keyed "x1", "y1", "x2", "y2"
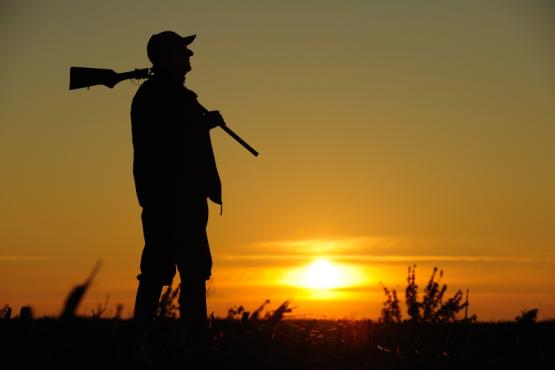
[{"x1": 137, "y1": 198, "x2": 212, "y2": 285}]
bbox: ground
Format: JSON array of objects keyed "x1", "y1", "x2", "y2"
[{"x1": 1, "y1": 317, "x2": 554, "y2": 370}]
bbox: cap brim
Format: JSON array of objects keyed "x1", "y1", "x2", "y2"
[{"x1": 182, "y1": 34, "x2": 196, "y2": 45}]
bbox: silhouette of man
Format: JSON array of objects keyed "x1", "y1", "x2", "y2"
[{"x1": 131, "y1": 31, "x2": 223, "y2": 353}]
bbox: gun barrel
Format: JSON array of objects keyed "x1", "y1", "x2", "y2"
[
  {"x1": 198, "y1": 104, "x2": 259, "y2": 157},
  {"x1": 219, "y1": 124, "x2": 259, "y2": 157}
]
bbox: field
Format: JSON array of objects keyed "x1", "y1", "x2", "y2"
[{"x1": 1, "y1": 315, "x2": 553, "y2": 370}]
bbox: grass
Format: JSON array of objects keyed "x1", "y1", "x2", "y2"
[
  {"x1": 1, "y1": 313, "x2": 554, "y2": 370},
  {"x1": 2, "y1": 264, "x2": 553, "y2": 369}
]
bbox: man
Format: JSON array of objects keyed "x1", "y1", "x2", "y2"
[{"x1": 131, "y1": 31, "x2": 224, "y2": 350}]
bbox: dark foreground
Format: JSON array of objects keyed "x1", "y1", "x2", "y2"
[{"x1": 1, "y1": 318, "x2": 554, "y2": 370}]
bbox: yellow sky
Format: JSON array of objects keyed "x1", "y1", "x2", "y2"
[{"x1": 1, "y1": 0, "x2": 554, "y2": 320}]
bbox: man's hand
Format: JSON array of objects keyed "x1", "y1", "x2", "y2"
[{"x1": 204, "y1": 110, "x2": 226, "y2": 130}]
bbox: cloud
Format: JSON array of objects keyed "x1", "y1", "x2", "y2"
[
  {"x1": 224, "y1": 236, "x2": 539, "y2": 265},
  {"x1": 244, "y1": 236, "x2": 404, "y2": 255},
  {"x1": 216, "y1": 254, "x2": 535, "y2": 264}
]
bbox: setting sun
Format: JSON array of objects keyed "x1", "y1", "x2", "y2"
[
  {"x1": 282, "y1": 258, "x2": 366, "y2": 294},
  {"x1": 300, "y1": 259, "x2": 345, "y2": 290}
]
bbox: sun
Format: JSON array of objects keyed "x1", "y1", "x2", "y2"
[
  {"x1": 282, "y1": 258, "x2": 365, "y2": 293},
  {"x1": 299, "y1": 259, "x2": 346, "y2": 290}
]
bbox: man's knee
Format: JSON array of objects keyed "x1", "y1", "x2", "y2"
[
  {"x1": 179, "y1": 278, "x2": 206, "y2": 302},
  {"x1": 137, "y1": 269, "x2": 174, "y2": 287},
  {"x1": 179, "y1": 278, "x2": 205, "y2": 294}
]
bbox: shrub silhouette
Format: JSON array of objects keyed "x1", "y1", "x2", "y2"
[
  {"x1": 405, "y1": 265, "x2": 420, "y2": 322},
  {"x1": 157, "y1": 285, "x2": 180, "y2": 319},
  {"x1": 90, "y1": 295, "x2": 110, "y2": 319},
  {"x1": 515, "y1": 308, "x2": 539, "y2": 324},
  {"x1": 381, "y1": 265, "x2": 469, "y2": 323},
  {"x1": 380, "y1": 284, "x2": 401, "y2": 323}
]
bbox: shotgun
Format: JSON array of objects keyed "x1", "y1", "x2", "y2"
[{"x1": 69, "y1": 66, "x2": 259, "y2": 157}]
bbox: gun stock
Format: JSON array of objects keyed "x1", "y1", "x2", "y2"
[{"x1": 69, "y1": 67, "x2": 151, "y2": 90}]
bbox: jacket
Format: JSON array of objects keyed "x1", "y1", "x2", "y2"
[{"x1": 130, "y1": 75, "x2": 222, "y2": 208}]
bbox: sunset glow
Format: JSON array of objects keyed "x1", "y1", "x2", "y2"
[{"x1": 282, "y1": 258, "x2": 366, "y2": 292}]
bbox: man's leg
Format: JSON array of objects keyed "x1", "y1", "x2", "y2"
[
  {"x1": 178, "y1": 277, "x2": 208, "y2": 345},
  {"x1": 134, "y1": 206, "x2": 175, "y2": 347},
  {"x1": 132, "y1": 276, "x2": 164, "y2": 369},
  {"x1": 176, "y1": 198, "x2": 211, "y2": 351},
  {"x1": 134, "y1": 277, "x2": 164, "y2": 339}
]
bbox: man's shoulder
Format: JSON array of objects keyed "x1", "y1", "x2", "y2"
[
  {"x1": 131, "y1": 78, "x2": 203, "y2": 117},
  {"x1": 131, "y1": 79, "x2": 165, "y2": 110},
  {"x1": 131, "y1": 79, "x2": 156, "y2": 120},
  {"x1": 133, "y1": 78, "x2": 159, "y2": 99},
  {"x1": 133, "y1": 79, "x2": 197, "y2": 100}
]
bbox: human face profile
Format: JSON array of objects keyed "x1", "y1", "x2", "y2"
[{"x1": 168, "y1": 46, "x2": 194, "y2": 77}]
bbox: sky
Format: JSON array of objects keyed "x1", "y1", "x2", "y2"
[{"x1": 1, "y1": 0, "x2": 554, "y2": 320}]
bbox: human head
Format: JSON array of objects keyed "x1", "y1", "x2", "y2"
[{"x1": 147, "y1": 31, "x2": 195, "y2": 77}]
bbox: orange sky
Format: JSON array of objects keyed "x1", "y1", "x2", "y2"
[{"x1": 1, "y1": 0, "x2": 554, "y2": 320}]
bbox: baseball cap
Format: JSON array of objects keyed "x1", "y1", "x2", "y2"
[{"x1": 147, "y1": 31, "x2": 196, "y2": 64}]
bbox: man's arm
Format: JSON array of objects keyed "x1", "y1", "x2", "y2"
[{"x1": 203, "y1": 110, "x2": 226, "y2": 130}]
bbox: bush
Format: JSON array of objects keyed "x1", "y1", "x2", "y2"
[
  {"x1": 380, "y1": 284, "x2": 401, "y2": 324},
  {"x1": 381, "y1": 265, "x2": 469, "y2": 323},
  {"x1": 515, "y1": 308, "x2": 539, "y2": 324}
]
